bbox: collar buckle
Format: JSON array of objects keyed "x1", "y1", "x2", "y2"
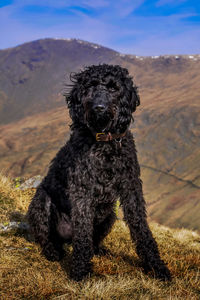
[{"x1": 96, "y1": 132, "x2": 106, "y2": 141}]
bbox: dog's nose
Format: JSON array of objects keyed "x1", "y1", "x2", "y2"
[{"x1": 93, "y1": 104, "x2": 106, "y2": 113}]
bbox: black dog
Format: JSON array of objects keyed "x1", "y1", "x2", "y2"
[{"x1": 27, "y1": 64, "x2": 171, "y2": 281}]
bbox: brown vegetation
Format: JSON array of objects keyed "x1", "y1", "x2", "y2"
[{"x1": 0, "y1": 174, "x2": 200, "y2": 299}]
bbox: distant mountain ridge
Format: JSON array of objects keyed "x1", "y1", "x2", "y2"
[
  {"x1": 1, "y1": 38, "x2": 200, "y2": 125},
  {"x1": 0, "y1": 38, "x2": 200, "y2": 230},
  {"x1": 0, "y1": 38, "x2": 120, "y2": 124}
]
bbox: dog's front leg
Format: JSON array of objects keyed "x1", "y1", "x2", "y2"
[
  {"x1": 71, "y1": 201, "x2": 94, "y2": 281},
  {"x1": 121, "y1": 179, "x2": 171, "y2": 281}
]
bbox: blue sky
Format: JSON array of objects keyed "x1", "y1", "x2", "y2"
[{"x1": 0, "y1": 0, "x2": 199, "y2": 55}]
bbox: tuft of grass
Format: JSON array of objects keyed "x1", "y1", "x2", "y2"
[
  {"x1": 0, "y1": 173, "x2": 34, "y2": 222},
  {"x1": 0, "y1": 173, "x2": 200, "y2": 299}
]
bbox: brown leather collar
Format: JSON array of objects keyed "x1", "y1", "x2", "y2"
[{"x1": 96, "y1": 131, "x2": 126, "y2": 142}]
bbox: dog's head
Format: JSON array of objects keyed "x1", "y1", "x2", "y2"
[{"x1": 65, "y1": 64, "x2": 140, "y2": 134}]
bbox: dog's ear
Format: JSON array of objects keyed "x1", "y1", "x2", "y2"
[
  {"x1": 124, "y1": 77, "x2": 140, "y2": 113},
  {"x1": 116, "y1": 77, "x2": 140, "y2": 133},
  {"x1": 65, "y1": 74, "x2": 85, "y2": 124},
  {"x1": 66, "y1": 87, "x2": 84, "y2": 124},
  {"x1": 130, "y1": 85, "x2": 140, "y2": 112}
]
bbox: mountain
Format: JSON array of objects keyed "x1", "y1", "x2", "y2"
[
  {"x1": 0, "y1": 38, "x2": 121, "y2": 124},
  {"x1": 0, "y1": 38, "x2": 200, "y2": 230}
]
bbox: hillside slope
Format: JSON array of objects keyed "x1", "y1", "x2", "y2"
[
  {"x1": 0, "y1": 174, "x2": 200, "y2": 299},
  {"x1": 0, "y1": 39, "x2": 200, "y2": 230}
]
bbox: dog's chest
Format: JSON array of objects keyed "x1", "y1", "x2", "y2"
[
  {"x1": 69, "y1": 143, "x2": 127, "y2": 202},
  {"x1": 89, "y1": 143, "x2": 123, "y2": 176}
]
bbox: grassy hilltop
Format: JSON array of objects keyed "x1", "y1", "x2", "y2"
[{"x1": 0, "y1": 174, "x2": 200, "y2": 299}]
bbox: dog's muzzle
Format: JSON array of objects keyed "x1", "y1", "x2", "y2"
[{"x1": 92, "y1": 103, "x2": 106, "y2": 114}]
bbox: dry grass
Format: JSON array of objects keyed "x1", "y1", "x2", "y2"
[
  {"x1": 0, "y1": 174, "x2": 200, "y2": 299},
  {"x1": 0, "y1": 173, "x2": 34, "y2": 222}
]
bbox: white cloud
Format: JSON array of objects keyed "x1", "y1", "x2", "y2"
[
  {"x1": 119, "y1": 27, "x2": 200, "y2": 55},
  {"x1": 156, "y1": 0, "x2": 187, "y2": 7},
  {"x1": 12, "y1": 0, "x2": 71, "y2": 8},
  {"x1": 111, "y1": 0, "x2": 145, "y2": 18},
  {"x1": 10, "y1": 0, "x2": 109, "y2": 9},
  {"x1": 10, "y1": 0, "x2": 144, "y2": 17},
  {"x1": 82, "y1": 0, "x2": 109, "y2": 8},
  {"x1": 0, "y1": 0, "x2": 199, "y2": 55}
]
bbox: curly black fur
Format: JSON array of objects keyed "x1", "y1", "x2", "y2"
[{"x1": 27, "y1": 64, "x2": 171, "y2": 281}]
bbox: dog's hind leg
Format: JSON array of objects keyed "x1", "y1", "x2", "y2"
[{"x1": 27, "y1": 185, "x2": 65, "y2": 261}]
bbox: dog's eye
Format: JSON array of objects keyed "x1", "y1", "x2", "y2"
[
  {"x1": 90, "y1": 80, "x2": 98, "y2": 87},
  {"x1": 106, "y1": 83, "x2": 118, "y2": 92}
]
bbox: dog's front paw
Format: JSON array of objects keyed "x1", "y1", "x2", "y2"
[
  {"x1": 153, "y1": 263, "x2": 172, "y2": 281},
  {"x1": 42, "y1": 242, "x2": 65, "y2": 261},
  {"x1": 71, "y1": 270, "x2": 91, "y2": 281},
  {"x1": 142, "y1": 260, "x2": 171, "y2": 281},
  {"x1": 71, "y1": 262, "x2": 92, "y2": 281}
]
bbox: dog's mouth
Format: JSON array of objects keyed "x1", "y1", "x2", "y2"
[{"x1": 85, "y1": 106, "x2": 116, "y2": 132}]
